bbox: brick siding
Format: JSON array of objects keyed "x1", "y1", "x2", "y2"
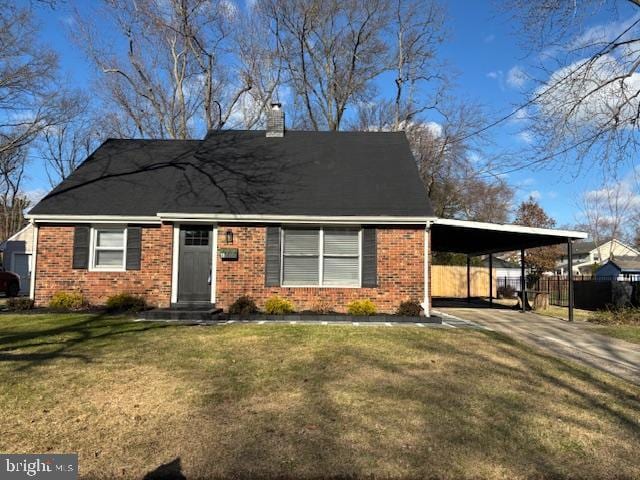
[
  {"x1": 215, "y1": 225, "x2": 425, "y2": 314},
  {"x1": 34, "y1": 223, "x2": 426, "y2": 313},
  {"x1": 34, "y1": 223, "x2": 173, "y2": 308}
]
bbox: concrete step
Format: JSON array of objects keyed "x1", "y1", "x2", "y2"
[{"x1": 139, "y1": 307, "x2": 223, "y2": 321}]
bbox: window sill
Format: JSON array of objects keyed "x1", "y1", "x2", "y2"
[{"x1": 88, "y1": 267, "x2": 127, "y2": 273}]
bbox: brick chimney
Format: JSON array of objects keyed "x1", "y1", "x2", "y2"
[{"x1": 266, "y1": 103, "x2": 284, "y2": 137}]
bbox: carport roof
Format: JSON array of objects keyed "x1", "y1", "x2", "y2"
[{"x1": 431, "y1": 218, "x2": 587, "y2": 255}]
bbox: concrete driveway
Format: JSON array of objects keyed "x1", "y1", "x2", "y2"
[{"x1": 433, "y1": 302, "x2": 640, "y2": 385}]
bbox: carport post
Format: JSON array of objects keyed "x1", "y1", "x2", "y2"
[
  {"x1": 466, "y1": 255, "x2": 471, "y2": 303},
  {"x1": 489, "y1": 254, "x2": 493, "y2": 306},
  {"x1": 520, "y1": 249, "x2": 526, "y2": 313},
  {"x1": 567, "y1": 238, "x2": 574, "y2": 322}
]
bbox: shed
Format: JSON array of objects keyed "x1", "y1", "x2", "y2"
[
  {"x1": 0, "y1": 224, "x2": 34, "y2": 295},
  {"x1": 596, "y1": 257, "x2": 640, "y2": 281}
]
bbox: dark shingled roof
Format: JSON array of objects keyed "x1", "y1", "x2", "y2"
[
  {"x1": 29, "y1": 130, "x2": 433, "y2": 218},
  {"x1": 608, "y1": 257, "x2": 640, "y2": 272}
]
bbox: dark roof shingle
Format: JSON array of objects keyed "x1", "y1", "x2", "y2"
[{"x1": 29, "y1": 131, "x2": 433, "y2": 218}]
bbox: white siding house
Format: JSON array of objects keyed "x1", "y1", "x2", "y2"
[
  {"x1": 556, "y1": 239, "x2": 640, "y2": 275},
  {"x1": 0, "y1": 224, "x2": 34, "y2": 295}
]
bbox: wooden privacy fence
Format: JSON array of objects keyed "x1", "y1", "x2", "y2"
[{"x1": 431, "y1": 265, "x2": 497, "y2": 298}]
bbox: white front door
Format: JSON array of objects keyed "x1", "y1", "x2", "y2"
[{"x1": 12, "y1": 253, "x2": 31, "y2": 295}]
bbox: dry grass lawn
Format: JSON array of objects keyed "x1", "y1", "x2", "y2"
[{"x1": 1, "y1": 314, "x2": 639, "y2": 479}]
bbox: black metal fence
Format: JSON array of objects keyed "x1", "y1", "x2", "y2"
[{"x1": 496, "y1": 275, "x2": 640, "y2": 310}]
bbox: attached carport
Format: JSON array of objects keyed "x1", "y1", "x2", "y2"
[{"x1": 429, "y1": 219, "x2": 588, "y2": 321}]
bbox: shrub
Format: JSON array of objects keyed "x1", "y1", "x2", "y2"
[
  {"x1": 264, "y1": 296, "x2": 295, "y2": 314},
  {"x1": 309, "y1": 299, "x2": 335, "y2": 314},
  {"x1": 228, "y1": 295, "x2": 258, "y2": 315},
  {"x1": 347, "y1": 299, "x2": 377, "y2": 316},
  {"x1": 397, "y1": 300, "x2": 422, "y2": 316},
  {"x1": 105, "y1": 293, "x2": 147, "y2": 313},
  {"x1": 588, "y1": 307, "x2": 640, "y2": 326},
  {"x1": 6, "y1": 297, "x2": 34, "y2": 311},
  {"x1": 497, "y1": 285, "x2": 516, "y2": 299},
  {"x1": 49, "y1": 291, "x2": 85, "y2": 311}
]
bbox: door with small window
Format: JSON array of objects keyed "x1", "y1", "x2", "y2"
[{"x1": 177, "y1": 226, "x2": 212, "y2": 303}]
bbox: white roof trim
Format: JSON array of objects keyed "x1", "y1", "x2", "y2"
[
  {"x1": 434, "y1": 218, "x2": 587, "y2": 239},
  {"x1": 26, "y1": 214, "x2": 161, "y2": 224},
  {"x1": 157, "y1": 213, "x2": 437, "y2": 225},
  {"x1": 4, "y1": 224, "x2": 32, "y2": 242},
  {"x1": 23, "y1": 213, "x2": 589, "y2": 237}
]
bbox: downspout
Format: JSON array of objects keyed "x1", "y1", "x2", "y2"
[
  {"x1": 422, "y1": 221, "x2": 432, "y2": 317},
  {"x1": 29, "y1": 219, "x2": 38, "y2": 301}
]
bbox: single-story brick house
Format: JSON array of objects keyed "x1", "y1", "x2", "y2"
[
  {"x1": 27, "y1": 106, "x2": 434, "y2": 314},
  {"x1": 26, "y1": 105, "x2": 587, "y2": 316}
]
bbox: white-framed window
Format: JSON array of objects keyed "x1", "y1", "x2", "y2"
[
  {"x1": 90, "y1": 226, "x2": 127, "y2": 271},
  {"x1": 281, "y1": 227, "x2": 361, "y2": 287}
]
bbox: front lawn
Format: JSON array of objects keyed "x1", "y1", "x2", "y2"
[
  {"x1": 1, "y1": 314, "x2": 639, "y2": 479},
  {"x1": 586, "y1": 308, "x2": 640, "y2": 345},
  {"x1": 590, "y1": 325, "x2": 640, "y2": 344}
]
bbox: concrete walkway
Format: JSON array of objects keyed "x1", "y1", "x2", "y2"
[{"x1": 433, "y1": 305, "x2": 640, "y2": 385}]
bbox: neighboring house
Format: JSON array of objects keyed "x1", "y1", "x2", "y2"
[
  {"x1": 595, "y1": 257, "x2": 640, "y2": 281},
  {"x1": 0, "y1": 224, "x2": 34, "y2": 295},
  {"x1": 555, "y1": 239, "x2": 640, "y2": 275},
  {"x1": 25, "y1": 105, "x2": 586, "y2": 314},
  {"x1": 481, "y1": 256, "x2": 521, "y2": 279}
]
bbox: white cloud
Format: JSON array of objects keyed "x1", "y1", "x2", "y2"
[
  {"x1": 518, "y1": 177, "x2": 536, "y2": 186},
  {"x1": 486, "y1": 70, "x2": 501, "y2": 80},
  {"x1": 24, "y1": 189, "x2": 47, "y2": 209},
  {"x1": 219, "y1": 0, "x2": 239, "y2": 20},
  {"x1": 517, "y1": 131, "x2": 534, "y2": 144},
  {"x1": 528, "y1": 190, "x2": 542, "y2": 200},
  {"x1": 537, "y1": 53, "x2": 640, "y2": 131},
  {"x1": 571, "y1": 14, "x2": 640, "y2": 51},
  {"x1": 467, "y1": 152, "x2": 482, "y2": 164},
  {"x1": 584, "y1": 182, "x2": 640, "y2": 207},
  {"x1": 506, "y1": 66, "x2": 528, "y2": 88},
  {"x1": 423, "y1": 121, "x2": 443, "y2": 137},
  {"x1": 547, "y1": 191, "x2": 558, "y2": 200},
  {"x1": 511, "y1": 107, "x2": 529, "y2": 123}
]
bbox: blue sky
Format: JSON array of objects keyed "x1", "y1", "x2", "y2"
[{"x1": 21, "y1": 0, "x2": 636, "y2": 228}]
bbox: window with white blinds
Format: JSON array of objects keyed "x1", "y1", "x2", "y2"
[
  {"x1": 282, "y1": 228, "x2": 360, "y2": 286},
  {"x1": 91, "y1": 227, "x2": 126, "y2": 270}
]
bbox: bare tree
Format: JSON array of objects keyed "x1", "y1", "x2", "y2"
[
  {"x1": 38, "y1": 95, "x2": 105, "y2": 186},
  {"x1": 0, "y1": 147, "x2": 29, "y2": 240},
  {"x1": 229, "y1": 3, "x2": 285, "y2": 129},
  {"x1": 389, "y1": 0, "x2": 445, "y2": 129},
  {"x1": 503, "y1": 1, "x2": 640, "y2": 177},
  {"x1": 349, "y1": 97, "x2": 512, "y2": 222},
  {"x1": 0, "y1": 1, "x2": 59, "y2": 157},
  {"x1": 576, "y1": 180, "x2": 640, "y2": 259},
  {"x1": 408, "y1": 103, "x2": 512, "y2": 222},
  {"x1": 75, "y1": 0, "x2": 253, "y2": 139},
  {"x1": 256, "y1": 0, "x2": 391, "y2": 131}
]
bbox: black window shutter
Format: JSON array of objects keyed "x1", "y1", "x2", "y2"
[
  {"x1": 361, "y1": 228, "x2": 377, "y2": 287},
  {"x1": 72, "y1": 226, "x2": 90, "y2": 269},
  {"x1": 265, "y1": 226, "x2": 281, "y2": 286},
  {"x1": 126, "y1": 226, "x2": 142, "y2": 270}
]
